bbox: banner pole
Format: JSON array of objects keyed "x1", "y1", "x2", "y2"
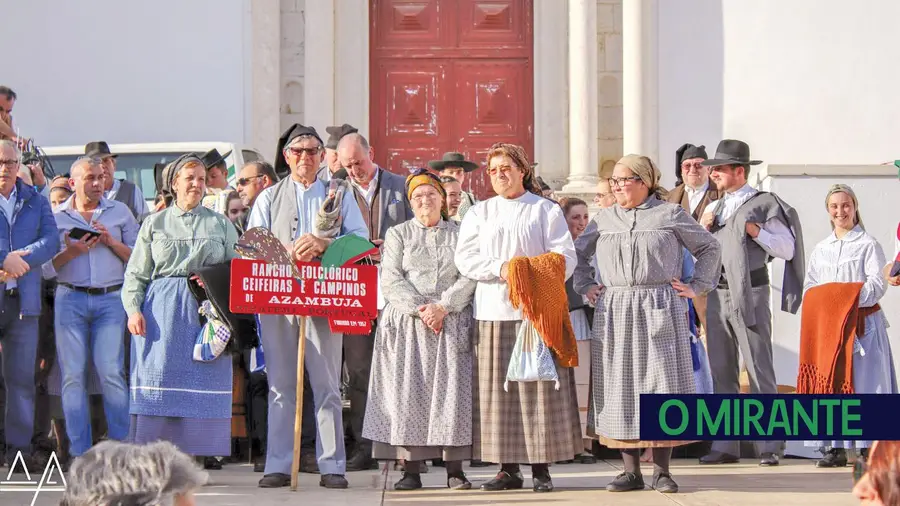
[{"x1": 290, "y1": 315, "x2": 308, "y2": 491}]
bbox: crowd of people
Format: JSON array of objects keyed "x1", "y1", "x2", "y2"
[{"x1": 1, "y1": 82, "x2": 900, "y2": 500}]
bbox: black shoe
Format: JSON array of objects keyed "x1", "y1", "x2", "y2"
[
  {"x1": 652, "y1": 472, "x2": 678, "y2": 493},
  {"x1": 816, "y1": 448, "x2": 848, "y2": 468},
  {"x1": 606, "y1": 472, "x2": 645, "y2": 492},
  {"x1": 576, "y1": 452, "x2": 597, "y2": 464},
  {"x1": 346, "y1": 449, "x2": 377, "y2": 472},
  {"x1": 319, "y1": 474, "x2": 349, "y2": 489},
  {"x1": 253, "y1": 457, "x2": 266, "y2": 473},
  {"x1": 469, "y1": 459, "x2": 493, "y2": 468},
  {"x1": 699, "y1": 451, "x2": 740, "y2": 465},
  {"x1": 393, "y1": 472, "x2": 422, "y2": 491},
  {"x1": 480, "y1": 471, "x2": 524, "y2": 491},
  {"x1": 203, "y1": 457, "x2": 222, "y2": 470},
  {"x1": 554, "y1": 459, "x2": 574, "y2": 464},
  {"x1": 447, "y1": 474, "x2": 472, "y2": 490},
  {"x1": 258, "y1": 473, "x2": 290, "y2": 488},
  {"x1": 432, "y1": 458, "x2": 446, "y2": 467},
  {"x1": 532, "y1": 474, "x2": 554, "y2": 492},
  {"x1": 300, "y1": 453, "x2": 320, "y2": 474},
  {"x1": 759, "y1": 452, "x2": 779, "y2": 466}
]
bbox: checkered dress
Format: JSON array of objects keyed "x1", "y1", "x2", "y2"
[{"x1": 574, "y1": 197, "x2": 721, "y2": 448}]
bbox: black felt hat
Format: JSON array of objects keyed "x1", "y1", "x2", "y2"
[
  {"x1": 274, "y1": 124, "x2": 324, "y2": 178},
  {"x1": 427, "y1": 152, "x2": 478, "y2": 173},
  {"x1": 200, "y1": 148, "x2": 232, "y2": 170},
  {"x1": 324, "y1": 123, "x2": 359, "y2": 150},
  {"x1": 84, "y1": 141, "x2": 117, "y2": 159},
  {"x1": 700, "y1": 140, "x2": 762, "y2": 167}
]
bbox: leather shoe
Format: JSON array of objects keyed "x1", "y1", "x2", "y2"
[
  {"x1": 258, "y1": 473, "x2": 290, "y2": 488},
  {"x1": 393, "y1": 472, "x2": 422, "y2": 491},
  {"x1": 480, "y1": 471, "x2": 524, "y2": 491},
  {"x1": 203, "y1": 457, "x2": 223, "y2": 470},
  {"x1": 606, "y1": 472, "x2": 644, "y2": 492},
  {"x1": 759, "y1": 452, "x2": 779, "y2": 466},
  {"x1": 817, "y1": 448, "x2": 847, "y2": 468},
  {"x1": 346, "y1": 449, "x2": 377, "y2": 471},
  {"x1": 699, "y1": 451, "x2": 739, "y2": 465},
  {"x1": 319, "y1": 474, "x2": 349, "y2": 489},
  {"x1": 447, "y1": 474, "x2": 472, "y2": 490},
  {"x1": 469, "y1": 459, "x2": 494, "y2": 467},
  {"x1": 652, "y1": 472, "x2": 678, "y2": 493},
  {"x1": 532, "y1": 474, "x2": 554, "y2": 492}
]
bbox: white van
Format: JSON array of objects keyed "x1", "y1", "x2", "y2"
[{"x1": 40, "y1": 142, "x2": 266, "y2": 204}]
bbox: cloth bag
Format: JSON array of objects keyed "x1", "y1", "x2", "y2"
[
  {"x1": 505, "y1": 319, "x2": 560, "y2": 391},
  {"x1": 193, "y1": 300, "x2": 232, "y2": 362}
]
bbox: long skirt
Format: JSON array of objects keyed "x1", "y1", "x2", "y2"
[
  {"x1": 128, "y1": 277, "x2": 232, "y2": 456},
  {"x1": 588, "y1": 286, "x2": 696, "y2": 449},
  {"x1": 473, "y1": 320, "x2": 581, "y2": 464},
  {"x1": 806, "y1": 311, "x2": 897, "y2": 450}
]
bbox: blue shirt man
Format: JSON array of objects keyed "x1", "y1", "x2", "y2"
[{"x1": 49, "y1": 157, "x2": 137, "y2": 457}]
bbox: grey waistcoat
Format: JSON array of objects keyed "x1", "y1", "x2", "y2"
[
  {"x1": 268, "y1": 177, "x2": 303, "y2": 244},
  {"x1": 711, "y1": 191, "x2": 805, "y2": 326},
  {"x1": 115, "y1": 179, "x2": 138, "y2": 219}
]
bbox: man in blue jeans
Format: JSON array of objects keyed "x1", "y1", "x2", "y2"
[
  {"x1": 0, "y1": 139, "x2": 60, "y2": 468},
  {"x1": 48, "y1": 156, "x2": 137, "y2": 459}
]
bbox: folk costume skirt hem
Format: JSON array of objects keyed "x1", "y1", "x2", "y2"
[
  {"x1": 372, "y1": 442, "x2": 471, "y2": 462},
  {"x1": 472, "y1": 320, "x2": 581, "y2": 464}
]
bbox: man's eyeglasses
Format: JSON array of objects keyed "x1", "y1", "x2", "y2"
[
  {"x1": 681, "y1": 162, "x2": 707, "y2": 172},
  {"x1": 608, "y1": 176, "x2": 642, "y2": 188},
  {"x1": 288, "y1": 147, "x2": 320, "y2": 158},
  {"x1": 236, "y1": 175, "x2": 264, "y2": 187}
]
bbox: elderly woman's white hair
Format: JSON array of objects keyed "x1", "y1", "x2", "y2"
[{"x1": 60, "y1": 441, "x2": 207, "y2": 506}]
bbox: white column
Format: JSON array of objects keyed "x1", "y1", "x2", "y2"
[
  {"x1": 563, "y1": 0, "x2": 599, "y2": 192},
  {"x1": 304, "y1": 0, "x2": 336, "y2": 130},
  {"x1": 334, "y1": 0, "x2": 370, "y2": 136},
  {"x1": 622, "y1": 0, "x2": 659, "y2": 161},
  {"x1": 533, "y1": 0, "x2": 569, "y2": 188},
  {"x1": 249, "y1": 0, "x2": 281, "y2": 162}
]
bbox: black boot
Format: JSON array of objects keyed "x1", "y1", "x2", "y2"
[
  {"x1": 816, "y1": 448, "x2": 848, "y2": 468},
  {"x1": 394, "y1": 472, "x2": 422, "y2": 491}
]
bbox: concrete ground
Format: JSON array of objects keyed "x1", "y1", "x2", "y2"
[{"x1": 0, "y1": 457, "x2": 857, "y2": 506}]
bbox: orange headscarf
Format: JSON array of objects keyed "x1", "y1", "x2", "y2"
[{"x1": 405, "y1": 169, "x2": 448, "y2": 220}]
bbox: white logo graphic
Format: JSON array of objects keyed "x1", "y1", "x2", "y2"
[{"x1": 0, "y1": 451, "x2": 67, "y2": 506}]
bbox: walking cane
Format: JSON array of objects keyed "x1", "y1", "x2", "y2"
[{"x1": 291, "y1": 315, "x2": 307, "y2": 491}]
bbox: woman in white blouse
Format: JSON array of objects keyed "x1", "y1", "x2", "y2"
[{"x1": 803, "y1": 184, "x2": 897, "y2": 468}]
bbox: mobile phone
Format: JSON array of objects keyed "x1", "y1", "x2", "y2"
[{"x1": 69, "y1": 227, "x2": 101, "y2": 241}]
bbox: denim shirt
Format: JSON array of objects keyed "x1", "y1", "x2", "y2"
[{"x1": 52, "y1": 197, "x2": 139, "y2": 288}]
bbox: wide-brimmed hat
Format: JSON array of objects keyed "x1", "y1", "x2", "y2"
[
  {"x1": 325, "y1": 124, "x2": 359, "y2": 150},
  {"x1": 427, "y1": 152, "x2": 478, "y2": 173},
  {"x1": 200, "y1": 148, "x2": 232, "y2": 169},
  {"x1": 700, "y1": 139, "x2": 762, "y2": 167},
  {"x1": 84, "y1": 141, "x2": 117, "y2": 159}
]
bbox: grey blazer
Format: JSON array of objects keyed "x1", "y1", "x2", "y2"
[{"x1": 374, "y1": 168, "x2": 414, "y2": 238}]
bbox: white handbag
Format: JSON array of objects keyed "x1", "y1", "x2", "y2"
[{"x1": 504, "y1": 319, "x2": 560, "y2": 391}]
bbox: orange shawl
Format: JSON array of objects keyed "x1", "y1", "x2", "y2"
[
  {"x1": 797, "y1": 282, "x2": 880, "y2": 394},
  {"x1": 507, "y1": 252, "x2": 578, "y2": 368}
]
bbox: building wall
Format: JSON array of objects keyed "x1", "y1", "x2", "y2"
[
  {"x1": 596, "y1": 0, "x2": 624, "y2": 179},
  {"x1": 2, "y1": 0, "x2": 248, "y2": 147}
]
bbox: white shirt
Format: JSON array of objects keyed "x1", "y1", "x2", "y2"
[
  {"x1": 0, "y1": 187, "x2": 17, "y2": 289},
  {"x1": 684, "y1": 181, "x2": 709, "y2": 215},
  {"x1": 702, "y1": 184, "x2": 795, "y2": 261},
  {"x1": 350, "y1": 168, "x2": 380, "y2": 206},
  {"x1": 105, "y1": 179, "x2": 149, "y2": 222},
  {"x1": 804, "y1": 226, "x2": 887, "y2": 308},
  {"x1": 455, "y1": 192, "x2": 576, "y2": 320}
]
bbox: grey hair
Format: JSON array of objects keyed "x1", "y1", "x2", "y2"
[
  {"x1": 60, "y1": 441, "x2": 207, "y2": 506},
  {"x1": 337, "y1": 132, "x2": 369, "y2": 152},
  {"x1": 0, "y1": 139, "x2": 20, "y2": 159},
  {"x1": 70, "y1": 156, "x2": 102, "y2": 178}
]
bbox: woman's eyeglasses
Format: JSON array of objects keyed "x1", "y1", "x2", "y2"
[{"x1": 608, "y1": 176, "x2": 642, "y2": 188}]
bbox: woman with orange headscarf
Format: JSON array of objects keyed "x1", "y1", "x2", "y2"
[{"x1": 362, "y1": 169, "x2": 476, "y2": 491}]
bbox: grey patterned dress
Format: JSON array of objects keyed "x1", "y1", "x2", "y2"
[
  {"x1": 362, "y1": 218, "x2": 477, "y2": 461},
  {"x1": 573, "y1": 196, "x2": 721, "y2": 447}
]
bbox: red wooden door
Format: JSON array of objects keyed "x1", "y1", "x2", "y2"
[{"x1": 370, "y1": 0, "x2": 534, "y2": 199}]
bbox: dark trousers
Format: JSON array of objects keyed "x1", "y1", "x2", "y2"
[{"x1": 342, "y1": 321, "x2": 376, "y2": 454}]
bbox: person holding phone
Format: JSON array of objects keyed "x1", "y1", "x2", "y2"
[{"x1": 49, "y1": 157, "x2": 138, "y2": 461}]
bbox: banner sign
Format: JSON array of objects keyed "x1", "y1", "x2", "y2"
[
  {"x1": 637, "y1": 394, "x2": 900, "y2": 441},
  {"x1": 229, "y1": 258, "x2": 378, "y2": 334}
]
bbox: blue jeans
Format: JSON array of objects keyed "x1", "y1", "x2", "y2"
[
  {"x1": 55, "y1": 287, "x2": 129, "y2": 456},
  {"x1": 0, "y1": 293, "x2": 38, "y2": 461}
]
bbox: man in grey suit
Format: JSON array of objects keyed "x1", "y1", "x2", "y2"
[{"x1": 337, "y1": 132, "x2": 413, "y2": 471}]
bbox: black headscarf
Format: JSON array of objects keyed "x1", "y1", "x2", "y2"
[{"x1": 674, "y1": 143, "x2": 708, "y2": 185}]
